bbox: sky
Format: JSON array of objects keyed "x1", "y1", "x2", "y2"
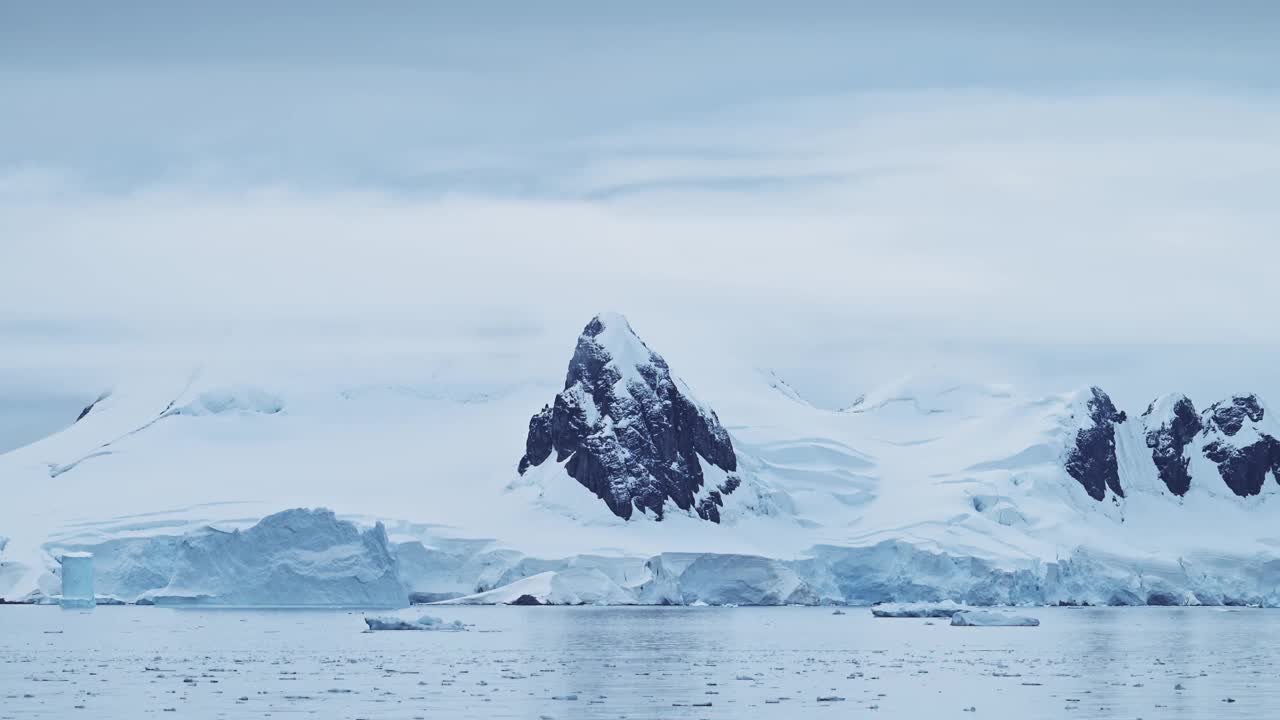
[{"x1": 3, "y1": 2, "x2": 1280, "y2": 451}]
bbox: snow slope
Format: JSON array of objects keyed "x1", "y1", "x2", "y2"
[{"x1": 4, "y1": 313, "x2": 1280, "y2": 606}]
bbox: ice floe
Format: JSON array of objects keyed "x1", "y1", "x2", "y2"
[{"x1": 950, "y1": 610, "x2": 1040, "y2": 627}]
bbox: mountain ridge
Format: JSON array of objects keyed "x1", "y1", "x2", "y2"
[
  {"x1": 4, "y1": 316, "x2": 1280, "y2": 606},
  {"x1": 517, "y1": 313, "x2": 742, "y2": 522}
]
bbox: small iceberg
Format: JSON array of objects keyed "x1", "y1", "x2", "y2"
[
  {"x1": 950, "y1": 610, "x2": 1040, "y2": 627},
  {"x1": 364, "y1": 614, "x2": 468, "y2": 632},
  {"x1": 59, "y1": 552, "x2": 96, "y2": 609},
  {"x1": 871, "y1": 600, "x2": 964, "y2": 618}
]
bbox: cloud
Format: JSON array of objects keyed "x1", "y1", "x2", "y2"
[
  {"x1": 5, "y1": 90, "x2": 1277, "y2": 347},
  {"x1": 3, "y1": 6, "x2": 1280, "y2": 449}
]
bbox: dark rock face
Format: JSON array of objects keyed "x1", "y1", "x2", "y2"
[
  {"x1": 74, "y1": 391, "x2": 111, "y2": 423},
  {"x1": 1078, "y1": 391, "x2": 1280, "y2": 500},
  {"x1": 1143, "y1": 396, "x2": 1202, "y2": 496},
  {"x1": 1203, "y1": 439, "x2": 1280, "y2": 496},
  {"x1": 1065, "y1": 387, "x2": 1128, "y2": 501},
  {"x1": 75, "y1": 403, "x2": 95, "y2": 422},
  {"x1": 518, "y1": 313, "x2": 741, "y2": 522},
  {"x1": 1201, "y1": 395, "x2": 1280, "y2": 498},
  {"x1": 1210, "y1": 395, "x2": 1265, "y2": 437}
]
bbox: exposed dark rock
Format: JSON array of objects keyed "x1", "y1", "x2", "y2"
[
  {"x1": 1209, "y1": 395, "x2": 1265, "y2": 437},
  {"x1": 508, "y1": 594, "x2": 543, "y2": 606},
  {"x1": 1200, "y1": 395, "x2": 1280, "y2": 497},
  {"x1": 1204, "y1": 437, "x2": 1280, "y2": 497},
  {"x1": 1065, "y1": 387, "x2": 1127, "y2": 501},
  {"x1": 74, "y1": 391, "x2": 112, "y2": 424},
  {"x1": 1143, "y1": 395, "x2": 1202, "y2": 496},
  {"x1": 696, "y1": 490, "x2": 725, "y2": 524},
  {"x1": 517, "y1": 406, "x2": 554, "y2": 475},
  {"x1": 517, "y1": 313, "x2": 740, "y2": 522}
]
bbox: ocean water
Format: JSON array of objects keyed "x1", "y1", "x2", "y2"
[{"x1": 1, "y1": 605, "x2": 1276, "y2": 718}]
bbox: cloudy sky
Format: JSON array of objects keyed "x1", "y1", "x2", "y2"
[{"x1": 3, "y1": 2, "x2": 1279, "y2": 451}]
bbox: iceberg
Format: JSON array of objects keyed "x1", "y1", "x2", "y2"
[
  {"x1": 59, "y1": 552, "x2": 95, "y2": 609},
  {"x1": 364, "y1": 614, "x2": 467, "y2": 631},
  {"x1": 871, "y1": 600, "x2": 965, "y2": 618},
  {"x1": 950, "y1": 610, "x2": 1040, "y2": 627}
]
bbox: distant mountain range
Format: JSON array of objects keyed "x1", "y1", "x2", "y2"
[{"x1": 4, "y1": 313, "x2": 1280, "y2": 607}]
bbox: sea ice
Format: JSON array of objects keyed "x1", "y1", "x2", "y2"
[
  {"x1": 364, "y1": 614, "x2": 466, "y2": 631},
  {"x1": 950, "y1": 610, "x2": 1040, "y2": 627},
  {"x1": 871, "y1": 600, "x2": 965, "y2": 618}
]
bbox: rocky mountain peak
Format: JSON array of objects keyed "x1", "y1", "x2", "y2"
[
  {"x1": 1201, "y1": 394, "x2": 1279, "y2": 497},
  {"x1": 1142, "y1": 393, "x2": 1202, "y2": 496},
  {"x1": 1207, "y1": 394, "x2": 1266, "y2": 437},
  {"x1": 518, "y1": 313, "x2": 740, "y2": 522},
  {"x1": 1064, "y1": 387, "x2": 1127, "y2": 501}
]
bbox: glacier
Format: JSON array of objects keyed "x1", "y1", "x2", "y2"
[
  {"x1": 4, "y1": 313, "x2": 1280, "y2": 608},
  {"x1": 35, "y1": 509, "x2": 404, "y2": 607}
]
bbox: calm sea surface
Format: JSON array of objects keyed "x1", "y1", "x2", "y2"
[{"x1": 1, "y1": 606, "x2": 1276, "y2": 719}]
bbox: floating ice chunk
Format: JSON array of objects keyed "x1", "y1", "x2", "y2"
[
  {"x1": 59, "y1": 552, "x2": 95, "y2": 609},
  {"x1": 871, "y1": 600, "x2": 965, "y2": 618},
  {"x1": 364, "y1": 614, "x2": 467, "y2": 631},
  {"x1": 950, "y1": 610, "x2": 1040, "y2": 627}
]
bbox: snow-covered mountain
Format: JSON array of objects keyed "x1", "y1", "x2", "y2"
[
  {"x1": 1062, "y1": 387, "x2": 1280, "y2": 503},
  {"x1": 1063, "y1": 387, "x2": 1128, "y2": 501},
  {"x1": 517, "y1": 313, "x2": 742, "y2": 522},
  {"x1": 3, "y1": 313, "x2": 1280, "y2": 607}
]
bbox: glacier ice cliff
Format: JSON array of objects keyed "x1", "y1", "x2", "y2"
[{"x1": 45, "y1": 509, "x2": 404, "y2": 607}]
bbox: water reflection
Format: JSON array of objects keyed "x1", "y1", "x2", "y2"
[{"x1": 2, "y1": 606, "x2": 1279, "y2": 718}]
